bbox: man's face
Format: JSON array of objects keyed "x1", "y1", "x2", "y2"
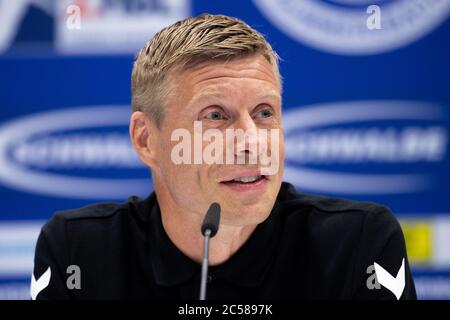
[{"x1": 152, "y1": 54, "x2": 284, "y2": 226}]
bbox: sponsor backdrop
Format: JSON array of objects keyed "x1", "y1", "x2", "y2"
[{"x1": 0, "y1": 0, "x2": 449, "y2": 299}]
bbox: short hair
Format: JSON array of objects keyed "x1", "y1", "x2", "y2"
[{"x1": 131, "y1": 13, "x2": 281, "y2": 127}]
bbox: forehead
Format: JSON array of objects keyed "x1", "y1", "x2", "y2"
[{"x1": 171, "y1": 55, "x2": 281, "y2": 100}]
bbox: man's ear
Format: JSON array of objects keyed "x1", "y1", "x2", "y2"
[{"x1": 130, "y1": 111, "x2": 159, "y2": 168}]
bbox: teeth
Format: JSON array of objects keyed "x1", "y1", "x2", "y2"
[{"x1": 232, "y1": 175, "x2": 261, "y2": 183}]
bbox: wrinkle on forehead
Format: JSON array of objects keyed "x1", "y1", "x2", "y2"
[{"x1": 176, "y1": 55, "x2": 280, "y2": 91}]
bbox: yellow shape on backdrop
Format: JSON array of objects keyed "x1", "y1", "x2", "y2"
[{"x1": 400, "y1": 220, "x2": 432, "y2": 264}]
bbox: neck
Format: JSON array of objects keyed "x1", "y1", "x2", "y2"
[{"x1": 155, "y1": 191, "x2": 256, "y2": 266}]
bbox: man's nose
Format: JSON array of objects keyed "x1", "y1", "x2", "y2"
[
  {"x1": 231, "y1": 113, "x2": 259, "y2": 159},
  {"x1": 234, "y1": 112, "x2": 257, "y2": 132}
]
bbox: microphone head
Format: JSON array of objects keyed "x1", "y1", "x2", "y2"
[{"x1": 201, "y1": 202, "x2": 221, "y2": 238}]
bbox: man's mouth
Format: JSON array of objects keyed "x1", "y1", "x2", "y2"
[
  {"x1": 222, "y1": 175, "x2": 266, "y2": 184},
  {"x1": 219, "y1": 171, "x2": 269, "y2": 193}
]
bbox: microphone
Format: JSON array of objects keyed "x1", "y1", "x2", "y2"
[{"x1": 199, "y1": 202, "x2": 221, "y2": 300}]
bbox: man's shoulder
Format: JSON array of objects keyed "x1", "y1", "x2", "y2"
[
  {"x1": 278, "y1": 182, "x2": 400, "y2": 235},
  {"x1": 54, "y1": 200, "x2": 132, "y2": 221},
  {"x1": 277, "y1": 183, "x2": 415, "y2": 300},
  {"x1": 42, "y1": 194, "x2": 153, "y2": 235},
  {"x1": 277, "y1": 181, "x2": 404, "y2": 273}
]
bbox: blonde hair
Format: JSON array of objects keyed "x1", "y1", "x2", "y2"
[{"x1": 131, "y1": 13, "x2": 281, "y2": 127}]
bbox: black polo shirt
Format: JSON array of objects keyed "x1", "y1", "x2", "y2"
[{"x1": 32, "y1": 182, "x2": 417, "y2": 299}]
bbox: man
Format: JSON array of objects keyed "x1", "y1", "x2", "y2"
[{"x1": 31, "y1": 14, "x2": 416, "y2": 299}]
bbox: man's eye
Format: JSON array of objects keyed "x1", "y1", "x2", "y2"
[
  {"x1": 257, "y1": 108, "x2": 273, "y2": 118},
  {"x1": 205, "y1": 111, "x2": 224, "y2": 120}
]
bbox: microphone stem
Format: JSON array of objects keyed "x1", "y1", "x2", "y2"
[{"x1": 199, "y1": 229, "x2": 211, "y2": 300}]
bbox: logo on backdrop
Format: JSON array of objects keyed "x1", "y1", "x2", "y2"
[
  {"x1": 0, "y1": 106, "x2": 149, "y2": 199},
  {"x1": 0, "y1": 0, "x2": 190, "y2": 54},
  {"x1": 252, "y1": 0, "x2": 450, "y2": 55},
  {"x1": 56, "y1": 0, "x2": 190, "y2": 54},
  {"x1": 283, "y1": 100, "x2": 448, "y2": 194}
]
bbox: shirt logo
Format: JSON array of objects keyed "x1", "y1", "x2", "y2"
[
  {"x1": 374, "y1": 258, "x2": 405, "y2": 300},
  {"x1": 30, "y1": 267, "x2": 51, "y2": 300}
]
